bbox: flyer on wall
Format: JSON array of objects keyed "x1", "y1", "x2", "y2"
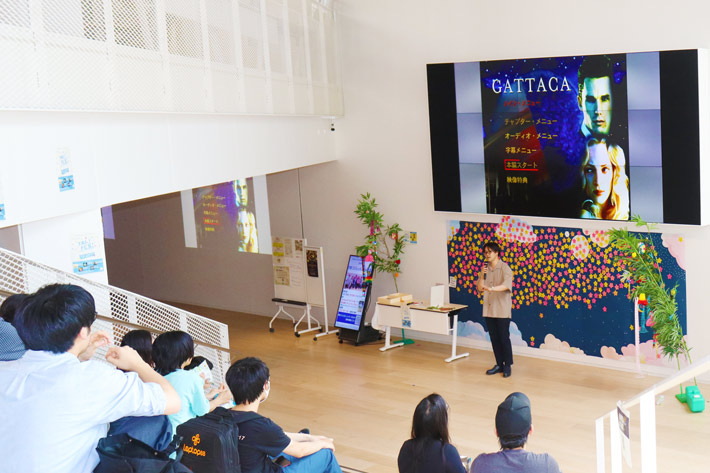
[{"x1": 71, "y1": 234, "x2": 104, "y2": 274}]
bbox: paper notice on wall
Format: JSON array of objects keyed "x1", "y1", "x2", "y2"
[
  {"x1": 290, "y1": 266, "x2": 304, "y2": 287},
  {"x1": 306, "y1": 249, "x2": 319, "y2": 277},
  {"x1": 616, "y1": 403, "x2": 632, "y2": 467},
  {"x1": 274, "y1": 266, "x2": 290, "y2": 286},
  {"x1": 57, "y1": 148, "x2": 75, "y2": 192},
  {"x1": 0, "y1": 181, "x2": 5, "y2": 221},
  {"x1": 271, "y1": 237, "x2": 284, "y2": 261},
  {"x1": 71, "y1": 234, "x2": 104, "y2": 274}
]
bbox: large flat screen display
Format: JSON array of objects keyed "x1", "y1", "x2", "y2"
[
  {"x1": 427, "y1": 49, "x2": 701, "y2": 224},
  {"x1": 334, "y1": 255, "x2": 374, "y2": 331}
]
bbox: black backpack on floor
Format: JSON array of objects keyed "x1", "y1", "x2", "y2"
[{"x1": 176, "y1": 407, "x2": 259, "y2": 473}]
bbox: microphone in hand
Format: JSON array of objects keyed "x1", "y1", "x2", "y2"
[{"x1": 483, "y1": 262, "x2": 488, "y2": 280}]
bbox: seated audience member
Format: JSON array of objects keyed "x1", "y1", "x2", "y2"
[
  {"x1": 472, "y1": 392, "x2": 561, "y2": 473},
  {"x1": 0, "y1": 284, "x2": 180, "y2": 473},
  {"x1": 0, "y1": 293, "x2": 30, "y2": 361},
  {"x1": 153, "y1": 330, "x2": 232, "y2": 435},
  {"x1": 121, "y1": 329, "x2": 155, "y2": 366},
  {"x1": 226, "y1": 357, "x2": 343, "y2": 473},
  {"x1": 398, "y1": 393, "x2": 466, "y2": 473},
  {"x1": 108, "y1": 329, "x2": 173, "y2": 451}
]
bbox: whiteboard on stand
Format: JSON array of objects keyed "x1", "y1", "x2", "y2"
[{"x1": 271, "y1": 236, "x2": 307, "y2": 303}]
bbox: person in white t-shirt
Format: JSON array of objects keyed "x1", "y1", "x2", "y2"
[{"x1": 0, "y1": 284, "x2": 181, "y2": 473}]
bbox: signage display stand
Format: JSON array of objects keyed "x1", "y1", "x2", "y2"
[{"x1": 334, "y1": 255, "x2": 381, "y2": 346}]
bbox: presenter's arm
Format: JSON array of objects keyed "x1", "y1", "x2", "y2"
[
  {"x1": 106, "y1": 346, "x2": 181, "y2": 415},
  {"x1": 483, "y1": 265, "x2": 513, "y2": 293},
  {"x1": 282, "y1": 432, "x2": 335, "y2": 458}
]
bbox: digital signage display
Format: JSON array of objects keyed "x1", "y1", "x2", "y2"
[
  {"x1": 334, "y1": 255, "x2": 374, "y2": 331},
  {"x1": 427, "y1": 49, "x2": 701, "y2": 224}
]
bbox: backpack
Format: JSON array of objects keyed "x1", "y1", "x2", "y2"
[
  {"x1": 176, "y1": 407, "x2": 260, "y2": 473},
  {"x1": 94, "y1": 433, "x2": 191, "y2": 473}
]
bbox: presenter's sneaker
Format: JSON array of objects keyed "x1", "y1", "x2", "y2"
[
  {"x1": 503, "y1": 366, "x2": 511, "y2": 378},
  {"x1": 486, "y1": 365, "x2": 503, "y2": 375}
]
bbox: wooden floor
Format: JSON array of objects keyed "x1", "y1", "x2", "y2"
[{"x1": 173, "y1": 303, "x2": 710, "y2": 473}]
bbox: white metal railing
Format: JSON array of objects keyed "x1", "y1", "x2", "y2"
[
  {"x1": 595, "y1": 355, "x2": 710, "y2": 473},
  {"x1": 0, "y1": 246, "x2": 232, "y2": 384},
  {"x1": 0, "y1": 0, "x2": 342, "y2": 116}
]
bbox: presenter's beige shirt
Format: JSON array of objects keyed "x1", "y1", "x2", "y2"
[{"x1": 479, "y1": 260, "x2": 513, "y2": 319}]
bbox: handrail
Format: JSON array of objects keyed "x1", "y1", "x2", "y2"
[
  {"x1": 1, "y1": 288, "x2": 237, "y2": 360},
  {"x1": 595, "y1": 355, "x2": 710, "y2": 473},
  {"x1": 617, "y1": 355, "x2": 710, "y2": 410}
]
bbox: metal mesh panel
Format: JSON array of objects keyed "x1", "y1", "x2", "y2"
[
  {"x1": 112, "y1": 0, "x2": 159, "y2": 51},
  {"x1": 0, "y1": 246, "x2": 231, "y2": 384},
  {"x1": 0, "y1": 0, "x2": 341, "y2": 115}
]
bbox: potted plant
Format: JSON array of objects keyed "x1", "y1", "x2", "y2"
[
  {"x1": 608, "y1": 216, "x2": 703, "y2": 411},
  {"x1": 354, "y1": 193, "x2": 407, "y2": 292}
]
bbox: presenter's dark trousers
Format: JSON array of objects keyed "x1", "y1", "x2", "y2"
[{"x1": 485, "y1": 317, "x2": 513, "y2": 367}]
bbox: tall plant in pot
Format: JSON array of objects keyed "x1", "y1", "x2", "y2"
[
  {"x1": 607, "y1": 217, "x2": 702, "y2": 411},
  {"x1": 354, "y1": 193, "x2": 407, "y2": 292}
]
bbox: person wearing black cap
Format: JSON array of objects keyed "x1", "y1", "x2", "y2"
[{"x1": 472, "y1": 392, "x2": 561, "y2": 473}]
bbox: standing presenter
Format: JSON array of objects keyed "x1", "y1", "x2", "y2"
[{"x1": 476, "y1": 241, "x2": 514, "y2": 378}]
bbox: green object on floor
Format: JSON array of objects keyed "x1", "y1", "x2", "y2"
[
  {"x1": 676, "y1": 385, "x2": 705, "y2": 413},
  {"x1": 393, "y1": 328, "x2": 415, "y2": 345}
]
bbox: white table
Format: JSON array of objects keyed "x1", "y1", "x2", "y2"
[{"x1": 373, "y1": 302, "x2": 469, "y2": 362}]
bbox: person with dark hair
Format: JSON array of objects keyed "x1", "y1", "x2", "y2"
[
  {"x1": 577, "y1": 55, "x2": 614, "y2": 139},
  {"x1": 153, "y1": 330, "x2": 232, "y2": 435},
  {"x1": 472, "y1": 392, "x2": 561, "y2": 473},
  {"x1": 397, "y1": 393, "x2": 466, "y2": 473},
  {"x1": 120, "y1": 329, "x2": 154, "y2": 366},
  {"x1": 476, "y1": 241, "x2": 515, "y2": 377},
  {"x1": 226, "y1": 357, "x2": 343, "y2": 473},
  {"x1": 0, "y1": 293, "x2": 30, "y2": 361},
  {"x1": 0, "y1": 284, "x2": 181, "y2": 473},
  {"x1": 107, "y1": 329, "x2": 173, "y2": 451}
]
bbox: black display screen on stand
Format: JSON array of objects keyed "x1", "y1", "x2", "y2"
[{"x1": 335, "y1": 255, "x2": 380, "y2": 345}]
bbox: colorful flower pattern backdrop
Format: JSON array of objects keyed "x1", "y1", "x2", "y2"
[{"x1": 448, "y1": 217, "x2": 687, "y2": 365}]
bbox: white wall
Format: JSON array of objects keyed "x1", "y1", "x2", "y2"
[
  {"x1": 21, "y1": 209, "x2": 108, "y2": 284},
  {"x1": 0, "y1": 112, "x2": 335, "y2": 228},
  {"x1": 294, "y1": 0, "x2": 710, "y2": 371}
]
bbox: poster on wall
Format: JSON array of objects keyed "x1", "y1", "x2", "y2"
[
  {"x1": 71, "y1": 234, "x2": 105, "y2": 274},
  {"x1": 57, "y1": 147, "x2": 76, "y2": 192},
  {"x1": 447, "y1": 217, "x2": 687, "y2": 366},
  {"x1": 0, "y1": 181, "x2": 5, "y2": 221}
]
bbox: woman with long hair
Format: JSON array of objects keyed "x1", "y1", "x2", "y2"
[
  {"x1": 397, "y1": 393, "x2": 466, "y2": 473},
  {"x1": 580, "y1": 138, "x2": 629, "y2": 220}
]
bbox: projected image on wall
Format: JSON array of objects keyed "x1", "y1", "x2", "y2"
[{"x1": 182, "y1": 176, "x2": 271, "y2": 255}]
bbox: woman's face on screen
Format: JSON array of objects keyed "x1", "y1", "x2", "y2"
[
  {"x1": 237, "y1": 211, "x2": 252, "y2": 242},
  {"x1": 584, "y1": 142, "x2": 613, "y2": 205}
]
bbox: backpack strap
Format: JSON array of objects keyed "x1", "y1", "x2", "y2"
[{"x1": 233, "y1": 411, "x2": 261, "y2": 424}]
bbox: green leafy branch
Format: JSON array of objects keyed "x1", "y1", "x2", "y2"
[
  {"x1": 354, "y1": 193, "x2": 407, "y2": 292},
  {"x1": 607, "y1": 216, "x2": 692, "y2": 372}
]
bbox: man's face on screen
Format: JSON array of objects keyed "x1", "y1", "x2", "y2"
[
  {"x1": 234, "y1": 179, "x2": 248, "y2": 207},
  {"x1": 579, "y1": 76, "x2": 612, "y2": 137}
]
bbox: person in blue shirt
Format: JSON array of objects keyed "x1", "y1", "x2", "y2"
[
  {"x1": 398, "y1": 393, "x2": 466, "y2": 473},
  {"x1": 153, "y1": 330, "x2": 232, "y2": 435},
  {"x1": 0, "y1": 293, "x2": 30, "y2": 361},
  {"x1": 108, "y1": 329, "x2": 173, "y2": 451},
  {"x1": 0, "y1": 284, "x2": 181, "y2": 473}
]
